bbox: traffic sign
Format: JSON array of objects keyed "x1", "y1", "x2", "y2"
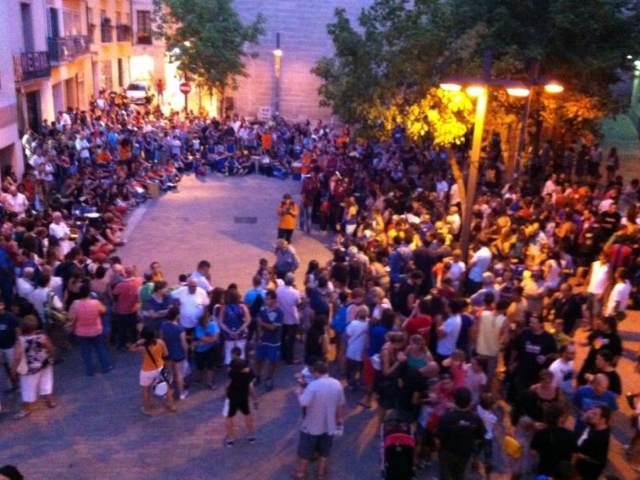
[{"x1": 179, "y1": 82, "x2": 191, "y2": 95}]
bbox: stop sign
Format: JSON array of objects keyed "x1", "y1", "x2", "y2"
[{"x1": 179, "y1": 82, "x2": 191, "y2": 94}]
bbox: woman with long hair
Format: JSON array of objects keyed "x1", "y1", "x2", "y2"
[{"x1": 219, "y1": 289, "x2": 251, "y2": 365}]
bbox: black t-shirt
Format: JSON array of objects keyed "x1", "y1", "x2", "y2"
[
  {"x1": 598, "y1": 211, "x2": 621, "y2": 238},
  {"x1": 530, "y1": 427, "x2": 577, "y2": 475},
  {"x1": 598, "y1": 369, "x2": 622, "y2": 395},
  {"x1": 227, "y1": 359, "x2": 255, "y2": 402},
  {"x1": 0, "y1": 312, "x2": 19, "y2": 349},
  {"x1": 397, "y1": 368, "x2": 427, "y2": 414},
  {"x1": 436, "y1": 409, "x2": 486, "y2": 457},
  {"x1": 575, "y1": 427, "x2": 610, "y2": 480},
  {"x1": 514, "y1": 329, "x2": 558, "y2": 383},
  {"x1": 395, "y1": 280, "x2": 419, "y2": 317},
  {"x1": 583, "y1": 331, "x2": 622, "y2": 370}
]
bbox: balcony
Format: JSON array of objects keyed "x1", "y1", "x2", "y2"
[
  {"x1": 13, "y1": 51, "x2": 51, "y2": 82},
  {"x1": 101, "y1": 26, "x2": 113, "y2": 43},
  {"x1": 47, "y1": 35, "x2": 91, "y2": 65},
  {"x1": 136, "y1": 31, "x2": 153, "y2": 45},
  {"x1": 116, "y1": 24, "x2": 132, "y2": 43}
]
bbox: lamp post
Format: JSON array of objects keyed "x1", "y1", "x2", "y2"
[
  {"x1": 273, "y1": 33, "x2": 282, "y2": 118},
  {"x1": 508, "y1": 59, "x2": 563, "y2": 181}
]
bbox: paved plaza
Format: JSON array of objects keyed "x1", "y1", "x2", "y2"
[{"x1": 1, "y1": 173, "x2": 640, "y2": 479}]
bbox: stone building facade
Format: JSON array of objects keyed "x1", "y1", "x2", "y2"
[{"x1": 234, "y1": 0, "x2": 373, "y2": 122}]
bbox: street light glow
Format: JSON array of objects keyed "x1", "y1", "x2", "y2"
[
  {"x1": 273, "y1": 49, "x2": 283, "y2": 57},
  {"x1": 466, "y1": 85, "x2": 486, "y2": 97},
  {"x1": 544, "y1": 82, "x2": 564, "y2": 93},
  {"x1": 439, "y1": 83, "x2": 461, "y2": 91},
  {"x1": 506, "y1": 87, "x2": 530, "y2": 97}
]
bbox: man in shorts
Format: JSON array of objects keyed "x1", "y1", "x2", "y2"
[
  {"x1": 254, "y1": 290, "x2": 282, "y2": 391},
  {"x1": 223, "y1": 347, "x2": 257, "y2": 447},
  {"x1": 294, "y1": 361, "x2": 345, "y2": 480},
  {"x1": 0, "y1": 299, "x2": 19, "y2": 392}
]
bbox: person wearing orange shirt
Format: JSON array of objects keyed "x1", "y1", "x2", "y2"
[{"x1": 277, "y1": 193, "x2": 299, "y2": 243}]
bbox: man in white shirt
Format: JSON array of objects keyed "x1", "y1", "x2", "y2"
[
  {"x1": 28, "y1": 273, "x2": 63, "y2": 325},
  {"x1": 276, "y1": 273, "x2": 301, "y2": 365},
  {"x1": 295, "y1": 361, "x2": 345, "y2": 480},
  {"x1": 586, "y1": 252, "x2": 609, "y2": 323},
  {"x1": 171, "y1": 277, "x2": 209, "y2": 331},
  {"x1": 445, "y1": 206, "x2": 461, "y2": 236},
  {"x1": 549, "y1": 343, "x2": 576, "y2": 397},
  {"x1": 3, "y1": 187, "x2": 29, "y2": 218},
  {"x1": 445, "y1": 249, "x2": 466, "y2": 291},
  {"x1": 75, "y1": 133, "x2": 91, "y2": 162},
  {"x1": 605, "y1": 268, "x2": 631, "y2": 318},
  {"x1": 436, "y1": 299, "x2": 463, "y2": 361},
  {"x1": 48, "y1": 212, "x2": 71, "y2": 241},
  {"x1": 190, "y1": 260, "x2": 213, "y2": 293},
  {"x1": 466, "y1": 238, "x2": 492, "y2": 295},
  {"x1": 345, "y1": 305, "x2": 369, "y2": 388}
]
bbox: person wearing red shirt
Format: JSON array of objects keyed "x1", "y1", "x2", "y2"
[
  {"x1": 402, "y1": 298, "x2": 433, "y2": 347},
  {"x1": 112, "y1": 265, "x2": 143, "y2": 350}
]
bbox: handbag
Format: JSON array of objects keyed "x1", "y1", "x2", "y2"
[
  {"x1": 16, "y1": 338, "x2": 28, "y2": 376},
  {"x1": 502, "y1": 435, "x2": 523, "y2": 459},
  {"x1": 144, "y1": 344, "x2": 173, "y2": 397},
  {"x1": 44, "y1": 291, "x2": 67, "y2": 324}
]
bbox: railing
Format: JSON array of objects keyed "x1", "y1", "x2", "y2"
[
  {"x1": 116, "y1": 25, "x2": 131, "y2": 42},
  {"x1": 47, "y1": 35, "x2": 91, "y2": 64},
  {"x1": 101, "y1": 26, "x2": 113, "y2": 43},
  {"x1": 136, "y1": 31, "x2": 153, "y2": 45}
]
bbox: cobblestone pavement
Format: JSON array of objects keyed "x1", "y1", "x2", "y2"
[{"x1": 1, "y1": 173, "x2": 639, "y2": 479}]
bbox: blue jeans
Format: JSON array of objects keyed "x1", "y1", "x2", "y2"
[
  {"x1": 78, "y1": 334, "x2": 112, "y2": 375},
  {"x1": 299, "y1": 203, "x2": 313, "y2": 233}
]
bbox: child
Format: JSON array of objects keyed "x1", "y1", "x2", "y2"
[
  {"x1": 223, "y1": 347, "x2": 258, "y2": 446},
  {"x1": 476, "y1": 393, "x2": 497, "y2": 478},
  {"x1": 442, "y1": 349, "x2": 467, "y2": 388}
]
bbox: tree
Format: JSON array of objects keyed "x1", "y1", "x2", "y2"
[
  {"x1": 314, "y1": 0, "x2": 640, "y2": 144},
  {"x1": 153, "y1": 0, "x2": 265, "y2": 108}
]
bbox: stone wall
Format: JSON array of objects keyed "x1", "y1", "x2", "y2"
[{"x1": 233, "y1": 0, "x2": 373, "y2": 122}]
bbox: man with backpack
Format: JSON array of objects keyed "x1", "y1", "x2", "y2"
[{"x1": 243, "y1": 275, "x2": 266, "y2": 346}]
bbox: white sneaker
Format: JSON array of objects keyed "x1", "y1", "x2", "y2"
[{"x1": 179, "y1": 390, "x2": 189, "y2": 401}]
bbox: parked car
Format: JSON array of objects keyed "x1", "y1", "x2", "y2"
[{"x1": 125, "y1": 81, "x2": 152, "y2": 105}]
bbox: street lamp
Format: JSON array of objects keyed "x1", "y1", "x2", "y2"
[
  {"x1": 439, "y1": 52, "x2": 548, "y2": 262},
  {"x1": 273, "y1": 33, "x2": 282, "y2": 118},
  {"x1": 510, "y1": 60, "x2": 563, "y2": 180}
]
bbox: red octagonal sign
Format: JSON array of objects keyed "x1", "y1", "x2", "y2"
[{"x1": 179, "y1": 82, "x2": 191, "y2": 94}]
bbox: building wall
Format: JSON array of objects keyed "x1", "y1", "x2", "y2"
[{"x1": 234, "y1": 0, "x2": 373, "y2": 122}]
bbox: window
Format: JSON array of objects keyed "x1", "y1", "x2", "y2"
[
  {"x1": 48, "y1": 8, "x2": 60, "y2": 38},
  {"x1": 21, "y1": 3, "x2": 34, "y2": 51},
  {"x1": 136, "y1": 11, "x2": 152, "y2": 44},
  {"x1": 63, "y1": 10, "x2": 81, "y2": 36},
  {"x1": 137, "y1": 11, "x2": 152, "y2": 33}
]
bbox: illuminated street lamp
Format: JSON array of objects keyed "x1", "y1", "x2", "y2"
[
  {"x1": 438, "y1": 53, "x2": 556, "y2": 262},
  {"x1": 510, "y1": 60, "x2": 564, "y2": 180},
  {"x1": 273, "y1": 33, "x2": 282, "y2": 118}
]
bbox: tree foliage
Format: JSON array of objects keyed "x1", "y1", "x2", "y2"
[
  {"x1": 314, "y1": 0, "x2": 640, "y2": 144},
  {"x1": 153, "y1": 0, "x2": 265, "y2": 96}
]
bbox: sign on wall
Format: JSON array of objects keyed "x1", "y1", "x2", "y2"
[
  {"x1": 257, "y1": 106, "x2": 272, "y2": 120},
  {"x1": 13, "y1": 52, "x2": 51, "y2": 83}
]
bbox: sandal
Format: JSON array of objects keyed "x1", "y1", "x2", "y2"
[
  {"x1": 167, "y1": 404, "x2": 177, "y2": 412},
  {"x1": 47, "y1": 400, "x2": 56, "y2": 409},
  {"x1": 14, "y1": 410, "x2": 30, "y2": 419},
  {"x1": 140, "y1": 407, "x2": 152, "y2": 416}
]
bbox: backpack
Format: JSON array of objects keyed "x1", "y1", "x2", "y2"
[
  {"x1": 330, "y1": 304, "x2": 351, "y2": 335},
  {"x1": 248, "y1": 293, "x2": 264, "y2": 318}
]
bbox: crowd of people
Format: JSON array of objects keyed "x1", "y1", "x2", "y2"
[{"x1": 0, "y1": 95, "x2": 640, "y2": 480}]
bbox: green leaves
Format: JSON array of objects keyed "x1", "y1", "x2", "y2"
[
  {"x1": 154, "y1": 0, "x2": 265, "y2": 95},
  {"x1": 314, "y1": 0, "x2": 640, "y2": 144}
]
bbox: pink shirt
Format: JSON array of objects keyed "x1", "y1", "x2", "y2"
[{"x1": 69, "y1": 299, "x2": 103, "y2": 337}]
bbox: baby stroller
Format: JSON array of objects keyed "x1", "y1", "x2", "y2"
[{"x1": 380, "y1": 420, "x2": 416, "y2": 480}]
